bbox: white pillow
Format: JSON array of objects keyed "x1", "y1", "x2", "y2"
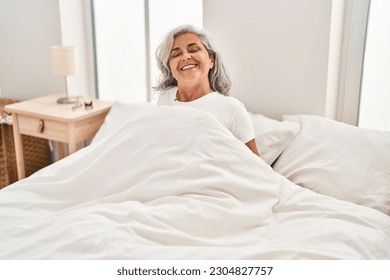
[
  {"x1": 249, "y1": 112, "x2": 300, "y2": 165},
  {"x1": 273, "y1": 114, "x2": 390, "y2": 216},
  {"x1": 92, "y1": 102, "x2": 155, "y2": 144}
]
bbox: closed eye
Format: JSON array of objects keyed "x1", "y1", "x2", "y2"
[
  {"x1": 170, "y1": 49, "x2": 181, "y2": 58},
  {"x1": 188, "y1": 43, "x2": 201, "y2": 53},
  {"x1": 188, "y1": 46, "x2": 200, "y2": 53}
]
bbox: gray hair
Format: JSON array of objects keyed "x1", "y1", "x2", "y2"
[{"x1": 154, "y1": 25, "x2": 231, "y2": 95}]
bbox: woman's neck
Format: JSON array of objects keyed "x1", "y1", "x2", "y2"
[{"x1": 176, "y1": 84, "x2": 213, "y2": 102}]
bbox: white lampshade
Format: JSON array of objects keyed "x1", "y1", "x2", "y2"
[{"x1": 51, "y1": 46, "x2": 76, "y2": 76}]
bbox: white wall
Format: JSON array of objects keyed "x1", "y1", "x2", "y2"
[
  {"x1": 0, "y1": 0, "x2": 64, "y2": 100},
  {"x1": 58, "y1": 0, "x2": 96, "y2": 99},
  {"x1": 204, "y1": 0, "x2": 333, "y2": 120}
]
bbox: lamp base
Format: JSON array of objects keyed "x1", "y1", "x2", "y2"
[{"x1": 57, "y1": 96, "x2": 79, "y2": 104}]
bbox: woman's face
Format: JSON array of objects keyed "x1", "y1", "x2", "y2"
[{"x1": 169, "y1": 33, "x2": 214, "y2": 87}]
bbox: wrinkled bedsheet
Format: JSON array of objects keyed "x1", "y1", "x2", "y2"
[{"x1": 1, "y1": 107, "x2": 389, "y2": 259}]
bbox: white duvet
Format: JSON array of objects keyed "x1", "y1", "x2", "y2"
[{"x1": 1, "y1": 107, "x2": 389, "y2": 259}]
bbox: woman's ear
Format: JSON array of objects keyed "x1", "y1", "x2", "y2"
[{"x1": 209, "y1": 55, "x2": 215, "y2": 69}]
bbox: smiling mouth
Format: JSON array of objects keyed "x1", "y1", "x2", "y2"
[{"x1": 180, "y1": 64, "x2": 197, "y2": 71}]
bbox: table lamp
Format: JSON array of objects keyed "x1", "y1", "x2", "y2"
[{"x1": 51, "y1": 46, "x2": 78, "y2": 104}]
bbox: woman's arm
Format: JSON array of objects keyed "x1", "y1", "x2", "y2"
[{"x1": 245, "y1": 138, "x2": 260, "y2": 156}]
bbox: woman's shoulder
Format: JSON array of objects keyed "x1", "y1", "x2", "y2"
[{"x1": 213, "y1": 92, "x2": 245, "y2": 108}]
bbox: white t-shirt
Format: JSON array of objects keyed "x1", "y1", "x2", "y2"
[{"x1": 157, "y1": 87, "x2": 255, "y2": 143}]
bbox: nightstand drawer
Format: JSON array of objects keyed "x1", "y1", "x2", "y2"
[{"x1": 18, "y1": 114, "x2": 68, "y2": 142}]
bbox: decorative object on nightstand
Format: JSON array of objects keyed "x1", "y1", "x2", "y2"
[
  {"x1": 51, "y1": 46, "x2": 79, "y2": 104},
  {"x1": 4, "y1": 94, "x2": 112, "y2": 180}
]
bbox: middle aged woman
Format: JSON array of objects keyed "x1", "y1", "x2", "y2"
[{"x1": 155, "y1": 25, "x2": 259, "y2": 156}]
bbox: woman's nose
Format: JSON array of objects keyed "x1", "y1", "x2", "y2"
[{"x1": 181, "y1": 53, "x2": 191, "y2": 61}]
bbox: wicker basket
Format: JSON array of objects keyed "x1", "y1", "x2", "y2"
[{"x1": 0, "y1": 98, "x2": 50, "y2": 189}]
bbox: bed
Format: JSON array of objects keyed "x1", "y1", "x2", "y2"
[{"x1": 0, "y1": 103, "x2": 389, "y2": 259}]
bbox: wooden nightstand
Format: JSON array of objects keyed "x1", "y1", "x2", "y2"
[{"x1": 4, "y1": 94, "x2": 112, "y2": 180}]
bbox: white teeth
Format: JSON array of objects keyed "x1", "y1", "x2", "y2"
[{"x1": 182, "y1": 64, "x2": 197, "y2": 70}]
